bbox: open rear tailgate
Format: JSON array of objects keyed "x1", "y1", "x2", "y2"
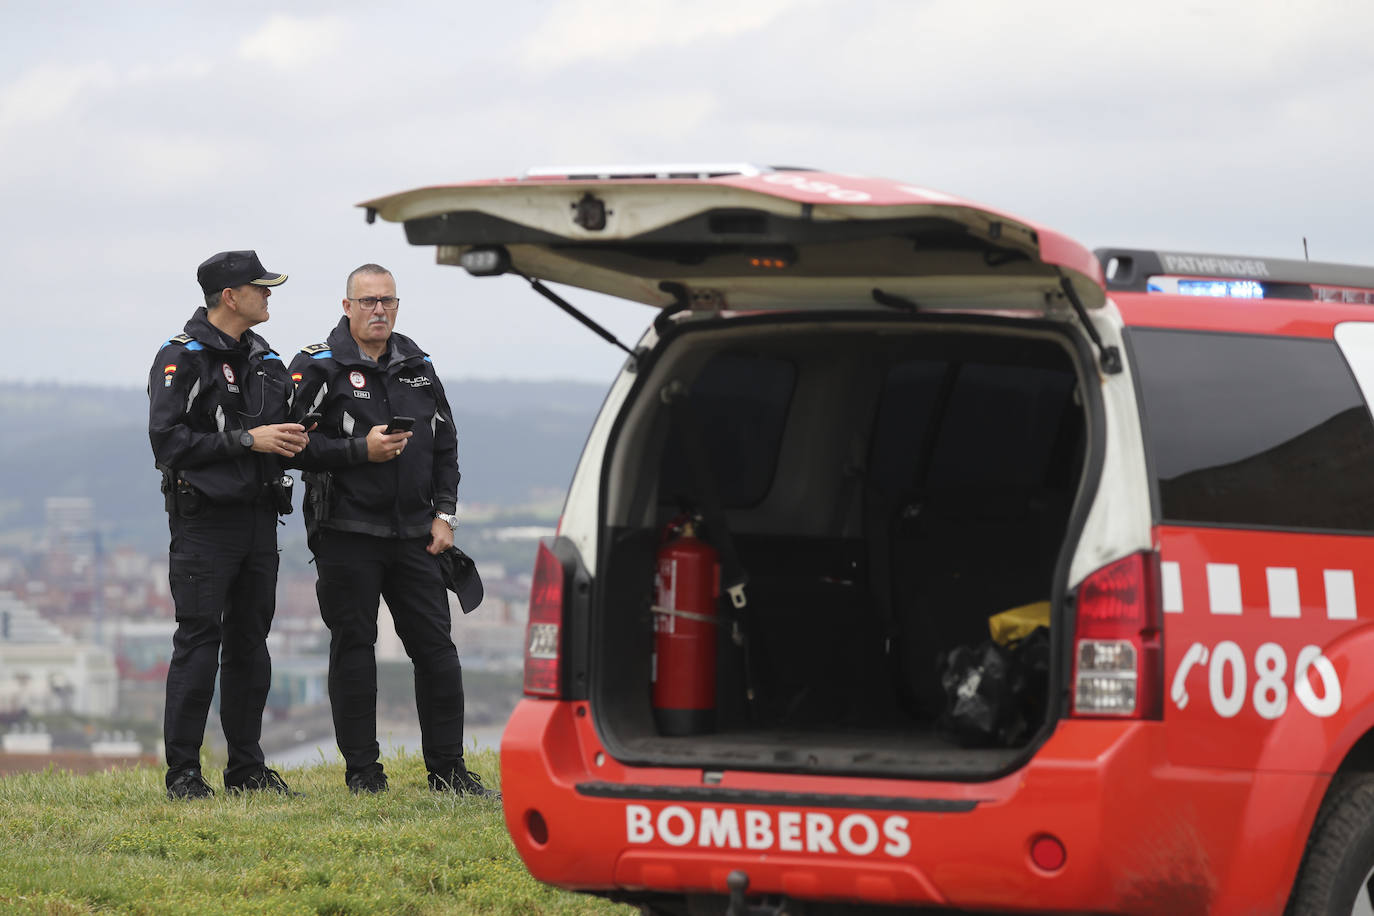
[{"x1": 362, "y1": 169, "x2": 1104, "y2": 314}]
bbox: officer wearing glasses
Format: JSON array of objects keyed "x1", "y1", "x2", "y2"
[
  {"x1": 147, "y1": 250, "x2": 308, "y2": 799},
  {"x1": 288, "y1": 264, "x2": 496, "y2": 797}
]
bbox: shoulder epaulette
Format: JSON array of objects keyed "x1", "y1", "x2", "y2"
[
  {"x1": 163, "y1": 333, "x2": 203, "y2": 351},
  {"x1": 300, "y1": 342, "x2": 331, "y2": 356}
]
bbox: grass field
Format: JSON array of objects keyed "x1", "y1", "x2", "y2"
[{"x1": 0, "y1": 749, "x2": 635, "y2": 915}]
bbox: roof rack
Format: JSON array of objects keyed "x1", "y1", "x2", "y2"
[
  {"x1": 523, "y1": 163, "x2": 777, "y2": 180},
  {"x1": 1095, "y1": 247, "x2": 1374, "y2": 302}
]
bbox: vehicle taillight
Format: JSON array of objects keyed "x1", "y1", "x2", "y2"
[
  {"x1": 523, "y1": 541, "x2": 565, "y2": 698},
  {"x1": 1071, "y1": 551, "x2": 1162, "y2": 719}
]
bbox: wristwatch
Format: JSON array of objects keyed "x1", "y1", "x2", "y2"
[
  {"x1": 239, "y1": 430, "x2": 255, "y2": 450},
  {"x1": 436, "y1": 512, "x2": 459, "y2": 532}
]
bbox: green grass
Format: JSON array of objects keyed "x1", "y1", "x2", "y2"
[{"x1": 0, "y1": 750, "x2": 633, "y2": 915}]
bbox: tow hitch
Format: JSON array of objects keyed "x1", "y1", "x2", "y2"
[{"x1": 725, "y1": 871, "x2": 792, "y2": 916}]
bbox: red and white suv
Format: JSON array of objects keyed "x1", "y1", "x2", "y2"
[{"x1": 364, "y1": 166, "x2": 1374, "y2": 915}]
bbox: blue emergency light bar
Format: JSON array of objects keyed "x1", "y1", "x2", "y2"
[
  {"x1": 1177, "y1": 279, "x2": 1266, "y2": 299},
  {"x1": 1096, "y1": 248, "x2": 1374, "y2": 301}
]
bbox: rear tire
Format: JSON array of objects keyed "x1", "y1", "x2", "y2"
[{"x1": 1289, "y1": 774, "x2": 1374, "y2": 915}]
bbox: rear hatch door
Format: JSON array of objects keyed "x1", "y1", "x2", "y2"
[{"x1": 361, "y1": 167, "x2": 1105, "y2": 314}]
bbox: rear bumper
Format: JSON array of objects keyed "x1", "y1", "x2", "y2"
[{"x1": 500, "y1": 700, "x2": 1318, "y2": 915}]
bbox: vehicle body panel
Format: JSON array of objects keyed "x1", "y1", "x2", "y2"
[
  {"x1": 1158, "y1": 525, "x2": 1374, "y2": 772},
  {"x1": 501, "y1": 699, "x2": 1317, "y2": 914},
  {"x1": 1113, "y1": 291, "x2": 1374, "y2": 338}
]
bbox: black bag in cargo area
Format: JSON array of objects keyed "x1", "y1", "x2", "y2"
[{"x1": 937, "y1": 626, "x2": 1050, "y2": 748}]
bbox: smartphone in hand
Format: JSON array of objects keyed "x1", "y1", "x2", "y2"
[
  {"x1": 302, "y1": 412, "x2": 323, "y2": 430},
  {"x1": 384, "y1": 416, "x2": 416, "y2": 434}
]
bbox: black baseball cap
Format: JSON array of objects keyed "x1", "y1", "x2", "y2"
[
  {"x1": 439, "y1": 546, "x2": 484, "y2": 614},
  {"x1": 197, "y1": 250, "x2": 288, "y2": 295}
]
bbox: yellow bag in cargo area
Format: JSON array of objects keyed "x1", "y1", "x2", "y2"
[{"x1": 988, "y1": 600, "x2": 1050, "y2": 646}]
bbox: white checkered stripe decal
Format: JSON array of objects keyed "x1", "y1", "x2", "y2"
[{"x1": 1161, "y1": 561, "x2": 1358, "y2": 619}]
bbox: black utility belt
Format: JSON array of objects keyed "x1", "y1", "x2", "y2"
[
  {"x1": 166, "y1": 476, "x2": 293, "y2": 518},
  {"x1": 316, "y1": 519, "x2": 437, "y2": 540}
]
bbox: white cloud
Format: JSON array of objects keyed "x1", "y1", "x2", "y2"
[
  {"x1": 5, "y1": 0, "x2": 1374, "y2": 389},
  {"x1": 108, "y1": 133, "x2": 234, "y2": 190},
  {"x1": 126, "y1": 59, "x2": 214, "y2": 85},
  {"x1": 0, "y1": 54, "x2": 219, "y2": 136},
  {"x1": 0, "y1": 62, "x2": 115, "y2": 131},
  {"x1": 525, "y1": 88, "x2": 720, "y2": 151},
  {"x1": 520, "y1": 0, "x2": 808, "y2": 70},
  {"x1": 238, "y1": 14, "x2": 350, "y2": 70},
  {"x1": 687, "y1": 0, "x2": 1374, "y2": 130}
]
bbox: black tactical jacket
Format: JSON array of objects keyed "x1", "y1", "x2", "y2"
[
  {"x1": 289, "y1": 318, "x2": 459, "y2": 539},
  {"x1": 147, "y1": 307, "x2": 293, "y2": 504}
]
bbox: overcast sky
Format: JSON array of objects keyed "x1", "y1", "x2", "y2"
[{"x1": 6, "y1": 0, "x2": 1373, "y2": 390}]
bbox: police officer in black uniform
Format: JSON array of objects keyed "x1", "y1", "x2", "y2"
[
  {"x1": 289, "y1": 263, "x2": 496, "y2": 797},
  {"x1": 148, "y1": 250, "x2": 308, "y2": 799}
]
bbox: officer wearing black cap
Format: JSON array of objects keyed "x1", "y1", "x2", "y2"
[
  {"x1": 289, "y1": 262, "x2": 497, "y2": 798},
  {"x1": 147, "y1": 250, "x2": 308, "y2": 799}
]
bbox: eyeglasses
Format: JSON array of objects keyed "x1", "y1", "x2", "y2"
[{"x1": 349, "y1": 296, "x2": 400, "y2": 310}]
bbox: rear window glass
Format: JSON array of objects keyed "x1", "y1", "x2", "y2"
[
  {"x1": 659, "y1": 352, "x2": 795, "y2": 508},
  {"x1": 1129, "y1": 329, "x2": 1374, "y2": 531}
]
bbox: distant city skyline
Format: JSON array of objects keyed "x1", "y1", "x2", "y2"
[{"x1": 0, "y1": 492, "x2": 532, "y2": 762}]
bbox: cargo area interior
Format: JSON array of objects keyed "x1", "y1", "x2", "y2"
[{"x1": 593, "y1": 318, "x2": 1089, "y2": 778}]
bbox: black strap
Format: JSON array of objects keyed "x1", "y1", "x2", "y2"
[
  {"x1": 666, "y1": 382, "x2": 757, "y2": 717},
  {"x1": 666, "y1": 386, "x2": 748, "y2": 609}
]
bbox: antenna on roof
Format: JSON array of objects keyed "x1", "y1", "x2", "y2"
[{"x1": 1303, "y1": 237, "x2": 1309, "y2": 261}]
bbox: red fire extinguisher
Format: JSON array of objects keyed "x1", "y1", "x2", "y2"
[{"x1": 652, "y1": 518, "x2": 720, "y2": 736}]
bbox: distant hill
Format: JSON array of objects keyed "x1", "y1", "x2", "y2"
[{"x1": 0, "y1": 380, "x2": 608, "y2": 552}]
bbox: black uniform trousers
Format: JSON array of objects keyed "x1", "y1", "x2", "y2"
[
  {"x1": 164, "y1": 501, "x2": 279, "y2": 784},
  {"x1": 312, "y1": 529, "x2": 465, "y2": 777}
]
